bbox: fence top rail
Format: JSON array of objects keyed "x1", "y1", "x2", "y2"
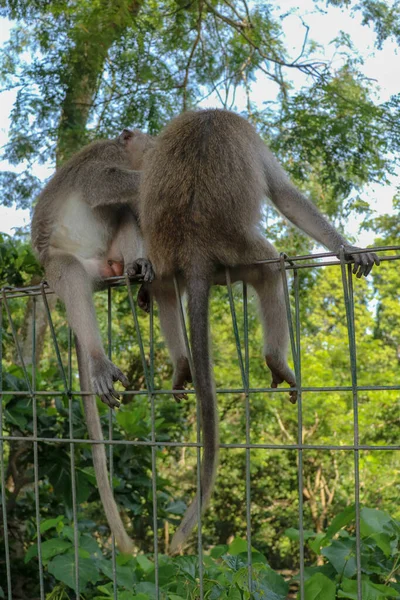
[{"x1": 1, "y1": 246, "x2": 399, "y2": 300}]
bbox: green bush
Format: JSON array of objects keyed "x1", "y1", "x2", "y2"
[
  {"x1": 19, "y1": 506, "x2": 400, "y2": 599},
  {"x1": 287, "y1": 505, "x2": 400, "y2": 599}
]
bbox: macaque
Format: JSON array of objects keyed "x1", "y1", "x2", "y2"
[
  {"x1": 138, "y1": 108, "x2": 380, "y2": 552},
  {"x1": 31, "y1": 129, "x2": 155, "y2": 553}
]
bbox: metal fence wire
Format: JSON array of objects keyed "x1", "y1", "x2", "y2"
[{"x1": 1, "y1": 246, "x2": 400, "y2": 600}]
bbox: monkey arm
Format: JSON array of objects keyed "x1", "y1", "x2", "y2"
[{"x1": 78, "y1": 164, "x2": 142, "y2": 208}]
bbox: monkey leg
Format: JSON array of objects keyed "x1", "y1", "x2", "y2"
[
  {"x1": 153, "y1": 285, "x2": 192, "y2": 402},
  {"x1": 111, "y1": 208, "x2": 155, "y2": 282},
  {"x1": 45, "y1": 253, "x2": 129, "y2": 407},
  {"x1": 237, "y1": 237, "x2": 297, "y2": 403}
]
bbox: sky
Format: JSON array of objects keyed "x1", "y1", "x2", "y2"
[{"x1": 0, "y1": 0, "x2": 398, "y2": 244}]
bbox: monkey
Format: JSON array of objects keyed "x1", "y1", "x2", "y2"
[
  {"x1": 138, "y1": 108, "x2": 380, "y2": 553},
  {"x1": 31, "y1": 129, "x2": 158, "y2": 553}
]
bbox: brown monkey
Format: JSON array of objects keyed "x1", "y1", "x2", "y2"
[
  {"x1": 31, "y1": 129, "x2": 155, "y2": 553},
  {"x1": 139, "y1": 109, "x2": 380, "y2": 552}
]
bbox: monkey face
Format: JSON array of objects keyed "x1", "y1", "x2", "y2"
[{"x1": 119, "y1": 128, "x2": 155, "y2": 170}]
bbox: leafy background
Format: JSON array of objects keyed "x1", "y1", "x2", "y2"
[{"x1": 0, "y1": 0, "x2": 399, "y2": 598}]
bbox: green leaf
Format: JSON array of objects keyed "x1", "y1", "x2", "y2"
[
  {"x1": 225, "y1": 589, "x2": 243, "y2": 600},
  {"x1": 47, "y1": 554, "x2": 101, "y2": 592},
  {"x1": 369, "y1": 533, "x2": 393, "y2": 557},
  {"x1": 166, "y1": 500, "x2": 186, "y2": 515},
  {"x1": 41, "y1": 538, "x2": 72, "y2": 562},
  {"x1": 228, "y1": 537, "x2": 248, "y2": 555},
  {"x1": 322, "y1": 539, "x2": 357, "y2": 578},
  {"x1": 0, "y1": 585, "x2": 5, "y2": 598},
  {"x1": 254, "y1": 566, "x2": 289, "y2": 600},
  {"x1": 248, "y1": 551, "x2": 267, "y2": 565},
  {"x1": 302, "y1": 573, "x2": 336, "y2": 600},
  {"x1": 94, "y1": 583, "x2": 113, "y2": 597},
  {"x1": 309, "y1": 533, "x2": 328, "y2": 555},
  {"x1": 25, "y1": 543, "x2": 39, "y2": 563},
  {"x1": 100, "y1": 561, "x2": 136, "y2": 590},
  {"x1": 174, "y1": 556, "x2": 197, "y2": 581},
  {"x1": 222, "y1": 554, "x2": 247, "y2": 572},
  {"x1": 116, "y1": 403, "x2": 148, "y2": 437},
  {"x1": 326, "y1": 505, "x2": 356, "y2": 539},
  {"x1": 286, "y1": 528, "x2": 316, "y2": 542},
  {"x1": 210, "y1": 544, "x2": 228, "y2": 558},
  {"x1": 360, "y1": 508, "x2": 393, "y2": 537},
  {"x1": 4, "y1": 407, "x2": 27, "y2": 429},
  {"x1": 136, "y1": 555, "x2": 154, "y2": 574},
  {"x1": 39, "y1": 516, "x2": 64, "y2": 535},
  {"x1": 25, "y1": 538, "x2": 72, "y2": 564},
  {"x1": 79, "y1": 534, "x2": 101, "y2": 557},
  {"x1": 338, "y1": 577, "x2": 400, "y2": 599},
  {"x1": 135, "y1": 583, "x2": 157, "y2": 596}
]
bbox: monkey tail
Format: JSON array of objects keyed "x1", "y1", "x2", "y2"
[
  {"x1": 170, "y1": 268, "x2": 219, "y2": 554},
  {"x1": 75, "y1": 337, "x2": 134, "y2": 554}
]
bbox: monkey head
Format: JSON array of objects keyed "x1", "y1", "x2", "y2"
[{"x1": 118, "y1": 128, "x2": 155, "y2": 170}]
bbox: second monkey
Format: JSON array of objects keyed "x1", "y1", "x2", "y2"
[{"x1": 139, "y1": 108, "x2": 379, "y2": 553}]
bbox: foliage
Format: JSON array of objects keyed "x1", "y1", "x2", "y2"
[
  {"x1": 0, "y1": 0, "x2": 399, "y2": 211},
  {"x1": 0, "y1": 232, "x2": 40, "y2": 287},
  {"x1": 14, "y1": 506, "x2": 400, "y2": 598},
  {"x1": 288, "y1": 505, "x2": 400, "y2": 599},
  {"x1": 22, "y1": 527, "x2": 289, "y2": 599}
]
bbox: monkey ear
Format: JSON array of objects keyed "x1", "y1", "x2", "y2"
[{"x1": 119, "y1": 129, "x2": 135, "y2": 143}]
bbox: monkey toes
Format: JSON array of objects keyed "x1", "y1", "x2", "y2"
[
  {"x1": 265, "y1": 354, "x2": 297, "y2": 404},
  {"x1": 126, "y1": 258, "x2": 155, "y2": 283},
  {"x1": 89, "y1": 356, "x2": 130, "y2": 408},
  {"x1": 173, "y1": 356, "x2": 193, "y2": 402},
  {"x1": 137, "y1": 284, "x2": 151, "y2": 313}
]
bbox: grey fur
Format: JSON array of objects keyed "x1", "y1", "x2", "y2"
[
  {"x1": 139, "y1": 109, "x2": 379, "y2": 552},
  {"x1": 31, "y1": 130, "x2": 155, "y2": 553}
]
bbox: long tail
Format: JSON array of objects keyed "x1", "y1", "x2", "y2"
[
  {"x1": 75, "y1": 337, "x2": 133, "y2": 553},
  {"x1": 170, "y1": 271, "x2": 219, "y2": 553}
]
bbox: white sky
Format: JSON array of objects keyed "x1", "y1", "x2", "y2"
[{"x1": 0, "y1": 1, "x2": 398, "y2": 244}]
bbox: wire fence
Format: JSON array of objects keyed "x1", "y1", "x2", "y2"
[{"x1": 1, "y1": 246, "x2": 400, "y2": 600}]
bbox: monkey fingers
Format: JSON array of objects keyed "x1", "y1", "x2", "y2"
[
  {"x1": 353, "y1": 251, "x2": 380, "y2": 278},
  {"x1": 126, "y1": 258, "x2": 155, "y2": 283},
  {"x1": 342, "y1": 246, "x2": 380, "y2": 278}
]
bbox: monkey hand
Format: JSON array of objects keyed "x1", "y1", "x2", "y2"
[
  {"x1": 172, "y1": 356, "x2": 193, "y2": 402},
  {"x1": 125, "y1": 258, "x2": 155, "y2": 283},
  {"x1": 89, "y1": 355, "x2": 130, "y2": 408},
  {"x1": 340, "y1": 245, "x2": 380, "y2": 278},
  {"x1": 266, "y1": 354, "x2": 297, "y2": 404}
]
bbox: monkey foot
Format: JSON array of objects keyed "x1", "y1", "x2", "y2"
[
  {"x1": 89, "y1": 356, "x2": 130, "y2": 408},
  {"x1": 126, "y1": 258, "x2": 155, "y2": 283},
  {"x1": 265, "y1": 354, "x2": 297, "y2": 404},
  {"x1": 172, "y1": 356, "x2": 193, "y2": 402},
  {"x1": 137, "y1": 284, "x2": 151, "y2": 313}
]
